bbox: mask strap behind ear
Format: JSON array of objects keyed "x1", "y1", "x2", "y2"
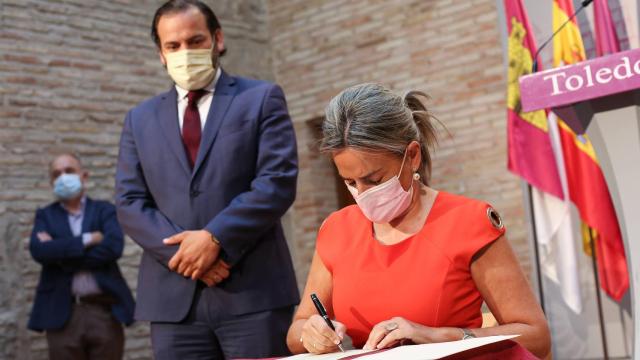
[{"x1": 397, "y1": 147, "x2": 409, "y2": 177}]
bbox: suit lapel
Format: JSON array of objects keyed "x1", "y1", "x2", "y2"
[
  {"x1": 52, "y1": 203, "x2": 73, "y2": 238},
  {"x1": 157, "y1": 86, "x2": 191, "y2": 175},
  {"x1": 82, "y1": 197, "x2": 93, "y2": 233},
  {"x1": 192, "y1": 71, "x2": 236, "y2": 178}
]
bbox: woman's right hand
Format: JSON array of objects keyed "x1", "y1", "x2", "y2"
[{"x1": 300, "y1": 315, "x2": 346, "y2": 354}]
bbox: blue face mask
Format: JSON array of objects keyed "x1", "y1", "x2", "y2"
[{"x1": 53, "y1": 173, "x2": 83, "y2": 200}]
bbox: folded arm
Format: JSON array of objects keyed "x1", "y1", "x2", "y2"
[
  {"x1": 29, "y1": 209, "x2": 84, "y2": 266},
  {"x1": 76, "y1": 204, "x2": 125, "y2": 269}
]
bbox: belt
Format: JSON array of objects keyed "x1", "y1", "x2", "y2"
[{"x1": 73, "y1": 294, "x2": 116, "y2": 307}]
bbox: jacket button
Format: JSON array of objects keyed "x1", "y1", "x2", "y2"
[{"x1": 190, "y1": 189, "x2": 200, "y2": 197}]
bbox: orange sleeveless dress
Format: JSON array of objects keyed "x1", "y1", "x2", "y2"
[{"x1": 316, "y1": 191, "x2": 506, "y2": 348}]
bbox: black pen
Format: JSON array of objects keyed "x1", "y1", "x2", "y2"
[{"x1": 310, "y1": 293, "x2": 345, "y2": 352}]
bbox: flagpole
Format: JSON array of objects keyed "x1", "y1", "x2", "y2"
[
  {"x1": 589, "y1": 230, "x2": 610, "y2": 359},
  {"x1": 527, "y1": 183, "x2": 546, "y2": 312}
]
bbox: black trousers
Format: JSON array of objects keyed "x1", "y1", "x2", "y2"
[
  {"x1": 150, "y1": 286, "x2": 294, "y2": 360},
  {"x1": 46, "y1": 302, "x2": 124, "y2": 360}
]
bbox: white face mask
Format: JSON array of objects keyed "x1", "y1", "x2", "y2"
[
  {"x1": 53, "y1": 173, "x2": 83, "y2": 200},
  {"x1": 346, "y1": 149, "x2": 414, "y2": 224},
  {"x1": 165, "y1": 47, "x2": 216, "y2": 90}
]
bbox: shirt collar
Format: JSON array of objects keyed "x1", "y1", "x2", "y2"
[
  {"x1": 175, "y1": 66, "x2": 222, "y2": 100},
  {"x1": 61, "y1": 195, "x2": 87, "y2": 216}
]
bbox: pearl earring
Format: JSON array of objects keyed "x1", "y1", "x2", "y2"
[{"x1": 413, "y1": 172, "x2": 420, "y2": 181}]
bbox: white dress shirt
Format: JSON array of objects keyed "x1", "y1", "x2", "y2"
[{"x1": 175, "y1": 66, "x2": 222, "y2": 131}]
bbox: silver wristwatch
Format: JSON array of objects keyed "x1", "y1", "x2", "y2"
[{"x1": 461, "y1": 328, "x2": 476, "y2": 340}]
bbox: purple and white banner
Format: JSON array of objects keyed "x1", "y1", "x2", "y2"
[{"x1": 520, "y1": 48, "x2": 640, "y2": 112}]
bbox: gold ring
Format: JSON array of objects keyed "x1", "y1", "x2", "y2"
[{"x1": 385, "y1": 322, "x2": 399, "y2": 332}]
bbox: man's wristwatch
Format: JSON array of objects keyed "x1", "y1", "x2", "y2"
[{"x1": 461, "y1": 328, "x2": 476, "y2": 340}]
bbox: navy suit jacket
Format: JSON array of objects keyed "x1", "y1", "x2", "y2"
[
  {"x1": 115, "y1": 71, "x2": 300, "y2": 322},
  {"x1": 28, "y1": 198, "x2": 135, "y2": 331}
]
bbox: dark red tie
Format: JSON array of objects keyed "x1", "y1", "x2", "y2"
[{"x1": 182, "y1": 90, "x2": 207, "y2": 168}]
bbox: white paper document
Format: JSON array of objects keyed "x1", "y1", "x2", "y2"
[
  {"x1": 281, "y1": 349, "x2": 369, "y2": 360},
  {"x1": 281, "y1": 335, "x2": 520, "y2": 360}
]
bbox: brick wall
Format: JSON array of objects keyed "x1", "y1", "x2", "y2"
[
  {"x1": 0, "y1": 1, "x2": 272, "y2": 359},
  {"x1": 267, "y1": 0, "x2": 531, "y2": 289}
]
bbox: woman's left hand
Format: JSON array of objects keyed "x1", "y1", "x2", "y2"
[{"x1": 363, "y1": 317, "x2": 422, "y2": 350}]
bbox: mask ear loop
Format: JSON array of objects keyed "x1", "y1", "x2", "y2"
[
  {"x1": 397, "y1": 147, "x2": 409, "y2": 178},
  {"x1": 397, "y1": 147, "x2": 415, "y2": 194}
]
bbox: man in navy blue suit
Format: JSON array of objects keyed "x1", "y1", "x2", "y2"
[
  {"x1": 115, "y1": 1, "x2": 299, "y2": 358},
  {"x1": 29, "y1": 153, "x2": 134, "y2": 360}
]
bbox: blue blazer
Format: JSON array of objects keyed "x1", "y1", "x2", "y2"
[
  {"x1": 115, "y1": 71, "x2": 300, "y2": 322},
  {"x1": 28, "y1": 198, "x2": 135, "y2": 331}
]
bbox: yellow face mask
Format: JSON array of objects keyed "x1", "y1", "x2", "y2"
[{"x1": 165, "y1": 47, "x2": 216, "y2": 91}]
